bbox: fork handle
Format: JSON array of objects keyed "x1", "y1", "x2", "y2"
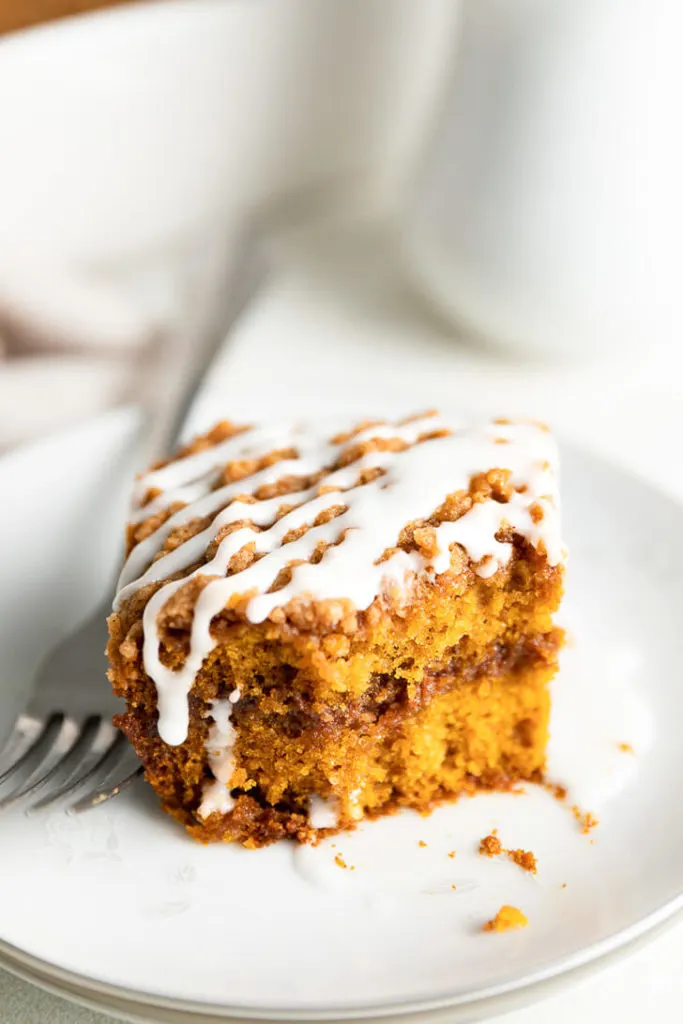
[{"x1": 143, "y1": 236, "x2": 267, "y2": 463}]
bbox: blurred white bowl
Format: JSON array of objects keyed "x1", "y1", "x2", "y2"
[{"x1": 0, "y1": 0, "x2": 456, "y2": 342}]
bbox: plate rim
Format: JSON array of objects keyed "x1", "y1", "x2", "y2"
[{"x1": 1, "y1": 894, "x2": 683, "y2": 1022}]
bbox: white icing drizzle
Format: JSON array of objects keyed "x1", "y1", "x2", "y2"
[
  {"x1": 308, "y1": 795, "x2": 340, "y2": 829},
  {"x1": 115, "y1": 414, "x2": 564, "y2": 749},
  {"x1": 197, "y1": 695, "x2": 239, "y2": 819}
]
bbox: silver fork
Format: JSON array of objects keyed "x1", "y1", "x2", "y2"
[{"x1": 0, "y1": 242, "x2": 266, "y2": 815}]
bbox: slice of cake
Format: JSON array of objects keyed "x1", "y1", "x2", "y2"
[{"x1": 107, "y1": 411, "x2": 565, "y2": 846}]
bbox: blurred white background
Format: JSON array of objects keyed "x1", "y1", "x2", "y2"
[
  {"x1": 0, "y1": 0, "x2": 458, "y2": 447},
  {"x1": 2, "y1": 0, "x2": 680, "y2": 450}
]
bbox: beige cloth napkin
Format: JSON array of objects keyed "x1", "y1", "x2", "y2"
[{"x1": 0, "y1": 267, "x2": 158, "y2": 449}]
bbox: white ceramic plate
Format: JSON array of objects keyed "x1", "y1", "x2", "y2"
[{"x1": 1, "y1": 409, "x2": 683, "y2": 1024}]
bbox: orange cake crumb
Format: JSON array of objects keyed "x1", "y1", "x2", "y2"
[
  {"x1": 582, "y1": 812, "x2": 599, "y2": 835},
  {"x1": 618, "y1": 742, "x2": 635, "y2": 754},
  {"x1": 546, "y1": 782, "x2": 599, "y2": 838},
  {"x1": 545, "y1": 782, "x2": 568, "y2": 802},
  {"x1": 418, "y1": 841, "x2": 428, "y2": 848},
  {"x1": 334, "y1": 853, "x2": 348, "y2": 870},
  {"x1": 483, "y1": 905, "x2": 529, "y2": 932},
  {"x1": 480, "y1": 834, "x2": 503, "y2": 857},
  {"x1": 448, "y1": 851, "x2": 456, "y2": 859},
  {"x1": 507, "y1": 848, "x2": 537, "y2": 874},
  {"x1": 572, "y1": 806, "x2": 599, "y2": 835},
  {"x1": 479, "y1": 834, "x2": 537, "y2": 874}
]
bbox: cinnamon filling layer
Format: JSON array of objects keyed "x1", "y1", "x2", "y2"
[{"x1": 230, "y1": 629, "x2": 562, "y2": 740}]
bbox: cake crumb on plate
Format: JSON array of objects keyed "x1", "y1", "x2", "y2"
[
  {"x1": 572, "y1": 807, "x2": 599, "y2": 835},
  {"x1": 483, "y1": 905, "x2": 529, "y2": 932},
  {"x1": 479, "y1": 834, "x2": 537, "y2": 874},
  {"x1": 479, "y1": 834, "x2": 503, "y2": 857}
]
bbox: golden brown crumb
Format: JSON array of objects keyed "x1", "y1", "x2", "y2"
[
  {"x1": 483, "y1": 905, "x2": 528, "y2": 932},
  {"x1": 448, "y1": 850, "x2": 456, "y2": 859},
  {"x1": 334, "y1": 853, "x2": 348, "y2": 870},
  {"x1": 418, "y1": 840, "x2": 428, "y2": 848},
  {"x1": 480, "y1": 834, "x2": 503, "y2": 857},
  {"x1": 572, "y1": 806, "x2": 599, "y2": 834},
  {"x1": 545, "y1": 782, "x2": 568, "y2": 802},
  {"x1": 561, "y1": 883, "x2": 567, "y2": 889},
  {"x1": 479, "y1": 833, "x2": 537, "y2": 873},
  {"x1": 507, "y1": 848, "x2": 537, "y2": 874},
  {"x1": 451, "y1": 884, "x2": 457, "y2": 890},
  {"x1": 545, "y1": 782, "x2": 598, "y2": 837},
  {"x1": 582, "y1": 813, "x2": 599, "y2": 835},
  {"x1": 529, "y1": 502, "x2": 545, "y2": 524},
  {"x1": 412, "y1": 527, "x2": 440, "y2": 559},
  {"x1": 618, "y1": 742, "x2": 635, "y2": 754}
]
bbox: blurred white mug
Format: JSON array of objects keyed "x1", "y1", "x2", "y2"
[{"x1": 407, "y1": 0, "x2": 683, "y2": 360}]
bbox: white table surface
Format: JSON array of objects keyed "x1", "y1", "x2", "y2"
[{"x1": 3, "y1": 224, "x2": 683, "y2": 1022}]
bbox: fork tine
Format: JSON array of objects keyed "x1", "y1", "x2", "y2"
[
  {"x1": 67, "y1": 760, "x2": 144, "y2": 815},
  {"x1": 0, "y1": 716, "x2": 101, "y2": 810},
  {"x1": 27, "y1": 730, "x2": 129, "y2": 813},
  {"x1": 0, "y1": 724, "x2": 36, "y2": 772},
  {"x1": 0, "y1": 713, "x2": 65, "y2": 788}
]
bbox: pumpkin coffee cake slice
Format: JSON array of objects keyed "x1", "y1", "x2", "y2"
[{"x1": 107, "y1": 411, "x2": 565, "y2": 846}]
